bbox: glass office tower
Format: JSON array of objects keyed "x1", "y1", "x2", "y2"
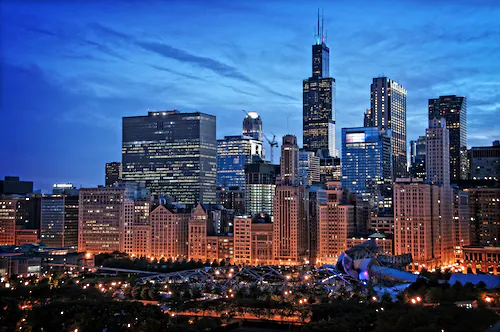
[
  {"x1": 122, "y1": 110, "x2": 216, "y2": 205},
  {"x1": 217, "y1": 135, "x2": 263, "y2": 189},
  {"x1": 341, "y1": 127, "x2": 392, "y2": 210},
  {"x1": 365, "y1": 77, "x2": 407, "y2": 179},
  {"x1": 428, "y1": 95, "x2": 467, "y2": 182}
]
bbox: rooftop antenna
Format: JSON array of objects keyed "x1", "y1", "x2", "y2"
[{"x1": 322, "y1": 9, "x2": 325, "y2": 44}]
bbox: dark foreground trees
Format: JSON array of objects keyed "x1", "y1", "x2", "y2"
[{"x1": 301, "y1": 300, "x2": 499, "y2": 332}]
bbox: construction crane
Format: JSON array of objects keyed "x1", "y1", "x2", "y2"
[{"x1": 242, "y1": 110, "x2": 278, "y2": 163}]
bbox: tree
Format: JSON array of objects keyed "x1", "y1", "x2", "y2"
[
  {"x1": 148, "y1": 287, "x2": 159, "y2": 301},
  {"x1": 131, "y1": 286, "x2": 141, "y2": 299},
  {"x1": 141, "y1": 286, "x2": 150, "y2": 300}
]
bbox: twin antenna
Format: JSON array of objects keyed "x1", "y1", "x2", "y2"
[{"x1": 315, "y1": 9, "x2": 327, "y2": 45}]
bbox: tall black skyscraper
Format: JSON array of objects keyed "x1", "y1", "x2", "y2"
[
  {"x1": 105, "y1": 162, "x2": 122, "y2": 187},
  {"x1": 428, "y1": 95, "x2": 467, "y2": 182},
  {"x1": 122, "y1": 110, "x2": 216, "y2": 205},
  {"x1": 364, "y1": 77, "x2": 407, "y2": 179},
  {"x1": 303, "y1": 12, "x2": 336, "y2": 158}
]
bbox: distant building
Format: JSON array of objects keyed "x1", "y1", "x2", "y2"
[
  {"x1": 428, "y1": 95, "x2": 468, "y2": 182},
  {"x1": 216, "y1": 186, "x2": 245, "y2": 215},
  {"x1": 426, "y1": 118, "x2": 450, "y2": 186},
  {"x1": 0, "y1": 176, "x2": 33, "y2": 195},
  {"x1": 394, "y1": 178, "x2": 453, "y2": 271},
  {"x1": 409, "y1": 136, "x2": 426, "y2": 179},
  {"x1": 280, "y1": 135, "x2": 299, "y2": 186},
  {"x1": 0, "y1": 199, "x2": 17, "y2": 245},
  {"x1": 452, "y1": 188, "x2": 470, "y2": 260},
  {"x1": 52, "y1": 183, "x2": 80, "y2": 196},
  {"x1": 273, "y1": 186, "x2": 309, "y2": 265},
  {"x1": 365, "y1": 77, "x2": 407, "y2": 179},
  {"x1": 466, "y1": 186, "x2": 500, "y2": 246},
  {"x1": 347, "y1": 233, "x2": 393, "y2": 256},
  {"x1": 468, "y1": 141, "x2": 500, "y2": 181},
  {"x1": 319, "y1": 156, "x2": 341, "y2": 184},
  {"x1": 462, "y1": 245, "x2": 500, "y2": 275},
  {"x1": 40, "y1": 194, "x2": 79, "y2": 248},
  {"x1": 317, "y1": 182, "x2": 354, "y2": 265},
  {"x1": 370, "y1": 215, "x2": 394, "y2": 235},
  {"x1": 105, "y1": 162, "x2": 122, "y2": 187},
  {"x1": 234, "y1": 216, "x2": 252, "y2": 264},
  {"x1": 123, "y1": 198, "x2": 151, "y2": 258},
  {"x1": 242, "y1": 112, "x2": 263, "y2": 141},
  {"x1": 217, "y1": 135, "x2": 263, "y2": 190},
  {"x1": 188, "y1": 204, "x2": 208, "y2": 261},
  {"x1": 150, "y1": 205, "x2": 192, "y2": 259},
  {"x1": 303, "y1": 14, "x2": 336, "y2": 157},
  {"x1": 78, "y1": 186, "x2": 148, "y2": 254},
  {"x1": 341, "y1": 127, "x2": 392, "y2": 211},
  {"x1": 206, "y1": 235, "x2": 234, "y2": 264},
  {"x1": 122, "y1": 110, "x2": 216, "y2": 205},
  {"x1": 299, "y1": 150, "x2": 320, "y2": 186},
  {"x1": 245, "y1": 160, "x2": 279, "y2": 217}
]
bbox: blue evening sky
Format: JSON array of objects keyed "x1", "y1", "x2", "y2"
[{"x1": 1, "y1": 0, "x2": 499, "y2": 192}]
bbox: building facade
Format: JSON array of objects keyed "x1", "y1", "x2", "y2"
[
  {"x1": 188, "y1": 204, "x2": 208, "y2": 261},
  {"x1": 280, "y1": 135, "x2": 300, "y2": 186},
  {"x1": 217, "y1": 135, "x2": 263, "y2": 189},
  {"x1": 341, "y1": 127, "x2": 392, "y2": 210},
  {"x1": 317, "y1": 182, "x2": 354, "y2": 265},
  {"x1": 122, "y1": 110, "x2": 216, "y2": 205},
  {"x1": 105, "y1": 162, "x2": 122, "y2": 187},
  {"x1": 299, "y1": 150, "x2": 320, "y2": 186},
  {"x1": 150, "y1": 205, "x2": 191, "y2": 259},
  {"x1": 364, "y1": 77, "x2": 407, "y2": 179},
  {"x1": 78, "y1": 187, "x2": 126, "y2": 253},
  {"x1": 40, "y1": 194, "x2": 79, "y2": 248},
  {"x1": 428, "y1": 95, "x2": 467, "y2": 182},
  {"x1": 234, "y1": 216, "x2": 252, "y2": 264},
  {"x1": 245, "y1": 161, "x2": 279, "y2": 217},
  {"x1": 303, "y1": 15, "x2": 336, "y2": 157},
  {"x1": 319, "y1": 156, "x2": 341, "y2": 184},
  {"x1": 0, "y1": 199, "x2": 17, "y2": 246},
  {"x1": 0, "y1": 176, "x2": 33, "y2": 195},
  {"x1": 409, "y1": 136, "x2": 426, "y2": 180},
  {"x1": 242, "y1": 112, "x2": 263, "y2": 142},
  {"x1": 273, "y1": 186, "x2": 309, "y2": 265},
  {"x1": 394, "y1": 179, "x2": 452, "y2": 271},
  {"x1": 469, "y1": 141, "x2": 500, "y2": 181}
]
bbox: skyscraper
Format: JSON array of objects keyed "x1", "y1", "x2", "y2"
[
  {"x1": 217, "y1": 135, "x2": 263, "y2": 189},
  {"x1": 273, "y1": 186, "x2": 309, "y2": 265},
  {"x1": 298, "y1": 150, "x2": 320, "y2": 186},
  {"x1": 245, "y1": 160, "x2": 279, "y2": 217},
  {"x1": 468, "y1": 141, "x2": 500, "y2": 181},
  {"x1": 303, "y1": 13, "x2": 336, "y2": 157},
  {"x1": 317, "y1": 182, "x2": 354, "y2": 265},
  {"x1": 280, "y1": 135, "x2": 299, "y2": 186},
  {"x1": 122, "y1": 110, "x2": 216, "y2": 205},
  {"x1": 394, "y1": 178, "x2": 442, "y2": 271},
  {"x1": 105, "y1": 162, "x2": 122, "y2": 187},
  {"x1": 78, "y1": 187, "x2": 126, "y2": 253},
  {"x1": 428, "y1": 95, "x2": 467, "y2": 182},
  {"x1": 40, "y1": 194, "x2": 79, "y2": 248},
  {"x1": 341, "y1": 127, "x2": 392, "y2": 210},
  {"x1": 409, "y1": 136, "x2": 426, "y2": 180},
  {"x1": 242, "y1": 112, "x2": 263, "y2": 141},
  {"x1": 365, "y1": 77, "x2": 407, "y2": 179},
  {"x1": 426, "y1": 118, "x2": 450, "y2": 186}
]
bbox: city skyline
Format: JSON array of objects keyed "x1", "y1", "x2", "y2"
[{"x1": 2, "y1": 0, "x2": 500, "y2": 191}]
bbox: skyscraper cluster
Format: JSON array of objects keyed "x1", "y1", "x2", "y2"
[{"x1": 1, "y1": 13, "x2": 499, "y2": 275}]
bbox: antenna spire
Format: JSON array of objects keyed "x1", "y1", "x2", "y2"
[{"x1": 321, "y1": 9, "x2": 324, "y2": 44}]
